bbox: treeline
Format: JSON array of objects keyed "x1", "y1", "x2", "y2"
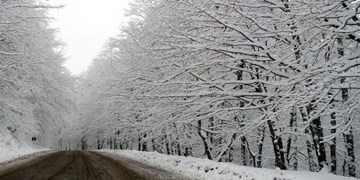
[
  {"x1": 64, "y1": 0, "x2": 360, "y2": 177},
  {"x1": 0, "y1": 0, "x2": 74, "y2": 149}
]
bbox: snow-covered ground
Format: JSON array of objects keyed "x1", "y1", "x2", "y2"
[
  {"x1": 101, "y1": 149, "x2": 357, "y2": 180},
  {"x1": 0, "y1": 130, "x2": 49, "y2": 164},
  {"x1": 0, "y1": 147, "x2": 50, "y2": 176},
  {"x1": 0, "y1": 145, "x2": 50, "y2": 165}
]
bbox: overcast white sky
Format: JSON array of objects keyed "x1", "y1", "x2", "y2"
[{"x1": 49, "y1": 0, "x2": 133, "y2": 75}]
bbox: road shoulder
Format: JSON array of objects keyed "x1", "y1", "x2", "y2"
[
  {"x1": 0, "y1": 150, "x2": 54, "y2": 176},
  {"x1": 94, "y1": 151, "x2": 190, "y2": 180}
]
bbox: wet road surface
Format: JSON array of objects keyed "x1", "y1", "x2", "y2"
[{"x1": 0, "y1": 151, "x2": 183, "y2": 180}]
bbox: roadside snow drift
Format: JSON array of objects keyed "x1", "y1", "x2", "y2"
[
  {"x1": 0, "y1": 130, "x2": 49, "y2": 164},
  {"x1": 101, "y1": 150, "x2": 357, "y2": 180}
]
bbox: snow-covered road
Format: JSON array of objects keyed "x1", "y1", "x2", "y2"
[{"x1": 0, "y1": 150, "x2": 184, "y2": 180}]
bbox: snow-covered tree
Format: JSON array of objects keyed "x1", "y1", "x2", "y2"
[
  {"x1": 0, "y1": 0, "x2": 74, "y2": 151},
  {"x1": 67, "y1": 0, "x2": 360, "y2": 177}
]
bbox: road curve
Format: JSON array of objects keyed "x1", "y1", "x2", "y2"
[{"x1": 0, "y1": 151, "x2": 184, "y2": 180}]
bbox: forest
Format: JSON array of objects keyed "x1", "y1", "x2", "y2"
[
  {"x1": 0, "y1": 0, "x2": 74, "y2": 151},
  {"x1": 1, "y1": 0, "x2": 360, "y2": 178}
]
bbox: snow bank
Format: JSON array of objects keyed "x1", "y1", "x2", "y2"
[
  {"x1": 0, "y1": 130, "x2": 49, "y2": 163},
  {"x1": 101, "y1": 150, "x2": 357, "y2": 180},
  {"x1": 0, "y1": 147, "x2": 49, "y2": 164}
]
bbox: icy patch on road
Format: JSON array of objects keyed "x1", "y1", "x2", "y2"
[{"x1": 101, "y1": 150, "x2": 357, "y2": 180}]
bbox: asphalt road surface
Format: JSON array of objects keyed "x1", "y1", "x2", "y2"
[{"x1": 0, "y1": 151, "x2": 185, "y2": 180}]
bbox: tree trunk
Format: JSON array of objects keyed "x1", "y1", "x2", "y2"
[
  {"x1": 109, "y1": 138, "x2": 113, "y2": 149},
  {"x1": 228, "y1": 141, "x2": 234, "y2": 162},
  {"x1": 256, "y1": 125, "x2": 266, "y2": 168},
  {"x1": 119, "y1": 140, "x2": 123, "y2": 150},
  {"x1": 197, "y1": 120, "x2": 213, "y2": 160},
  {"x1": 152, "y1": 138, "x2": 156, "y2": 152},
  {"x1": 165, "y1": 135, "x2": 170, "y2": 155},
  {"x1": 300, "y1": 107, "x2": 318, "y2": 171},
  {"x1": 216, "y1": 133, "x2": 236, "y2": 162},
  {"x1": 240, "y1": 118, "x2": 247, "y2": 165},
  {"x1": 310, "y1": 115, "x2": 327, "y2": 169},
  {"x1": 345, "y1": 128, "x2": 355, "y2": 177},
  {"x1": 330, "y1": 104, "x2": 337, "y2": 174},
  {"x1": 286, "y1": 108, "x2": 298, "y2": 170},
  {"x1": 142, "y1": 134, "x2": 148, "y2": 151},
  {"x1": 267, "y1": 120, "x2": 286, "y2": 170},
  {"x1": 342, "y1": 79, "x2": 355, "y2": 177},
  {"x1": 235, "y1": 63, "x2": 247, "y2": 165},
  {"x1": 81, "y1": 138, "x2": 87, "y2": 150},
  {"x1": 184, "y1": 147, "x2": 193, "y2": 157},
  {"x1": 339, "y1": 30, "x2": 356, "y2": 175},
  {"x1": 177, "y1": 141, "x2": 182, "y2": 156},
  {"x1": 306, "y1": 101, "x2": 327, "y2": 169},
  {"x1": 209, "y1": 117, "x2": 214, "y2": 144}
]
